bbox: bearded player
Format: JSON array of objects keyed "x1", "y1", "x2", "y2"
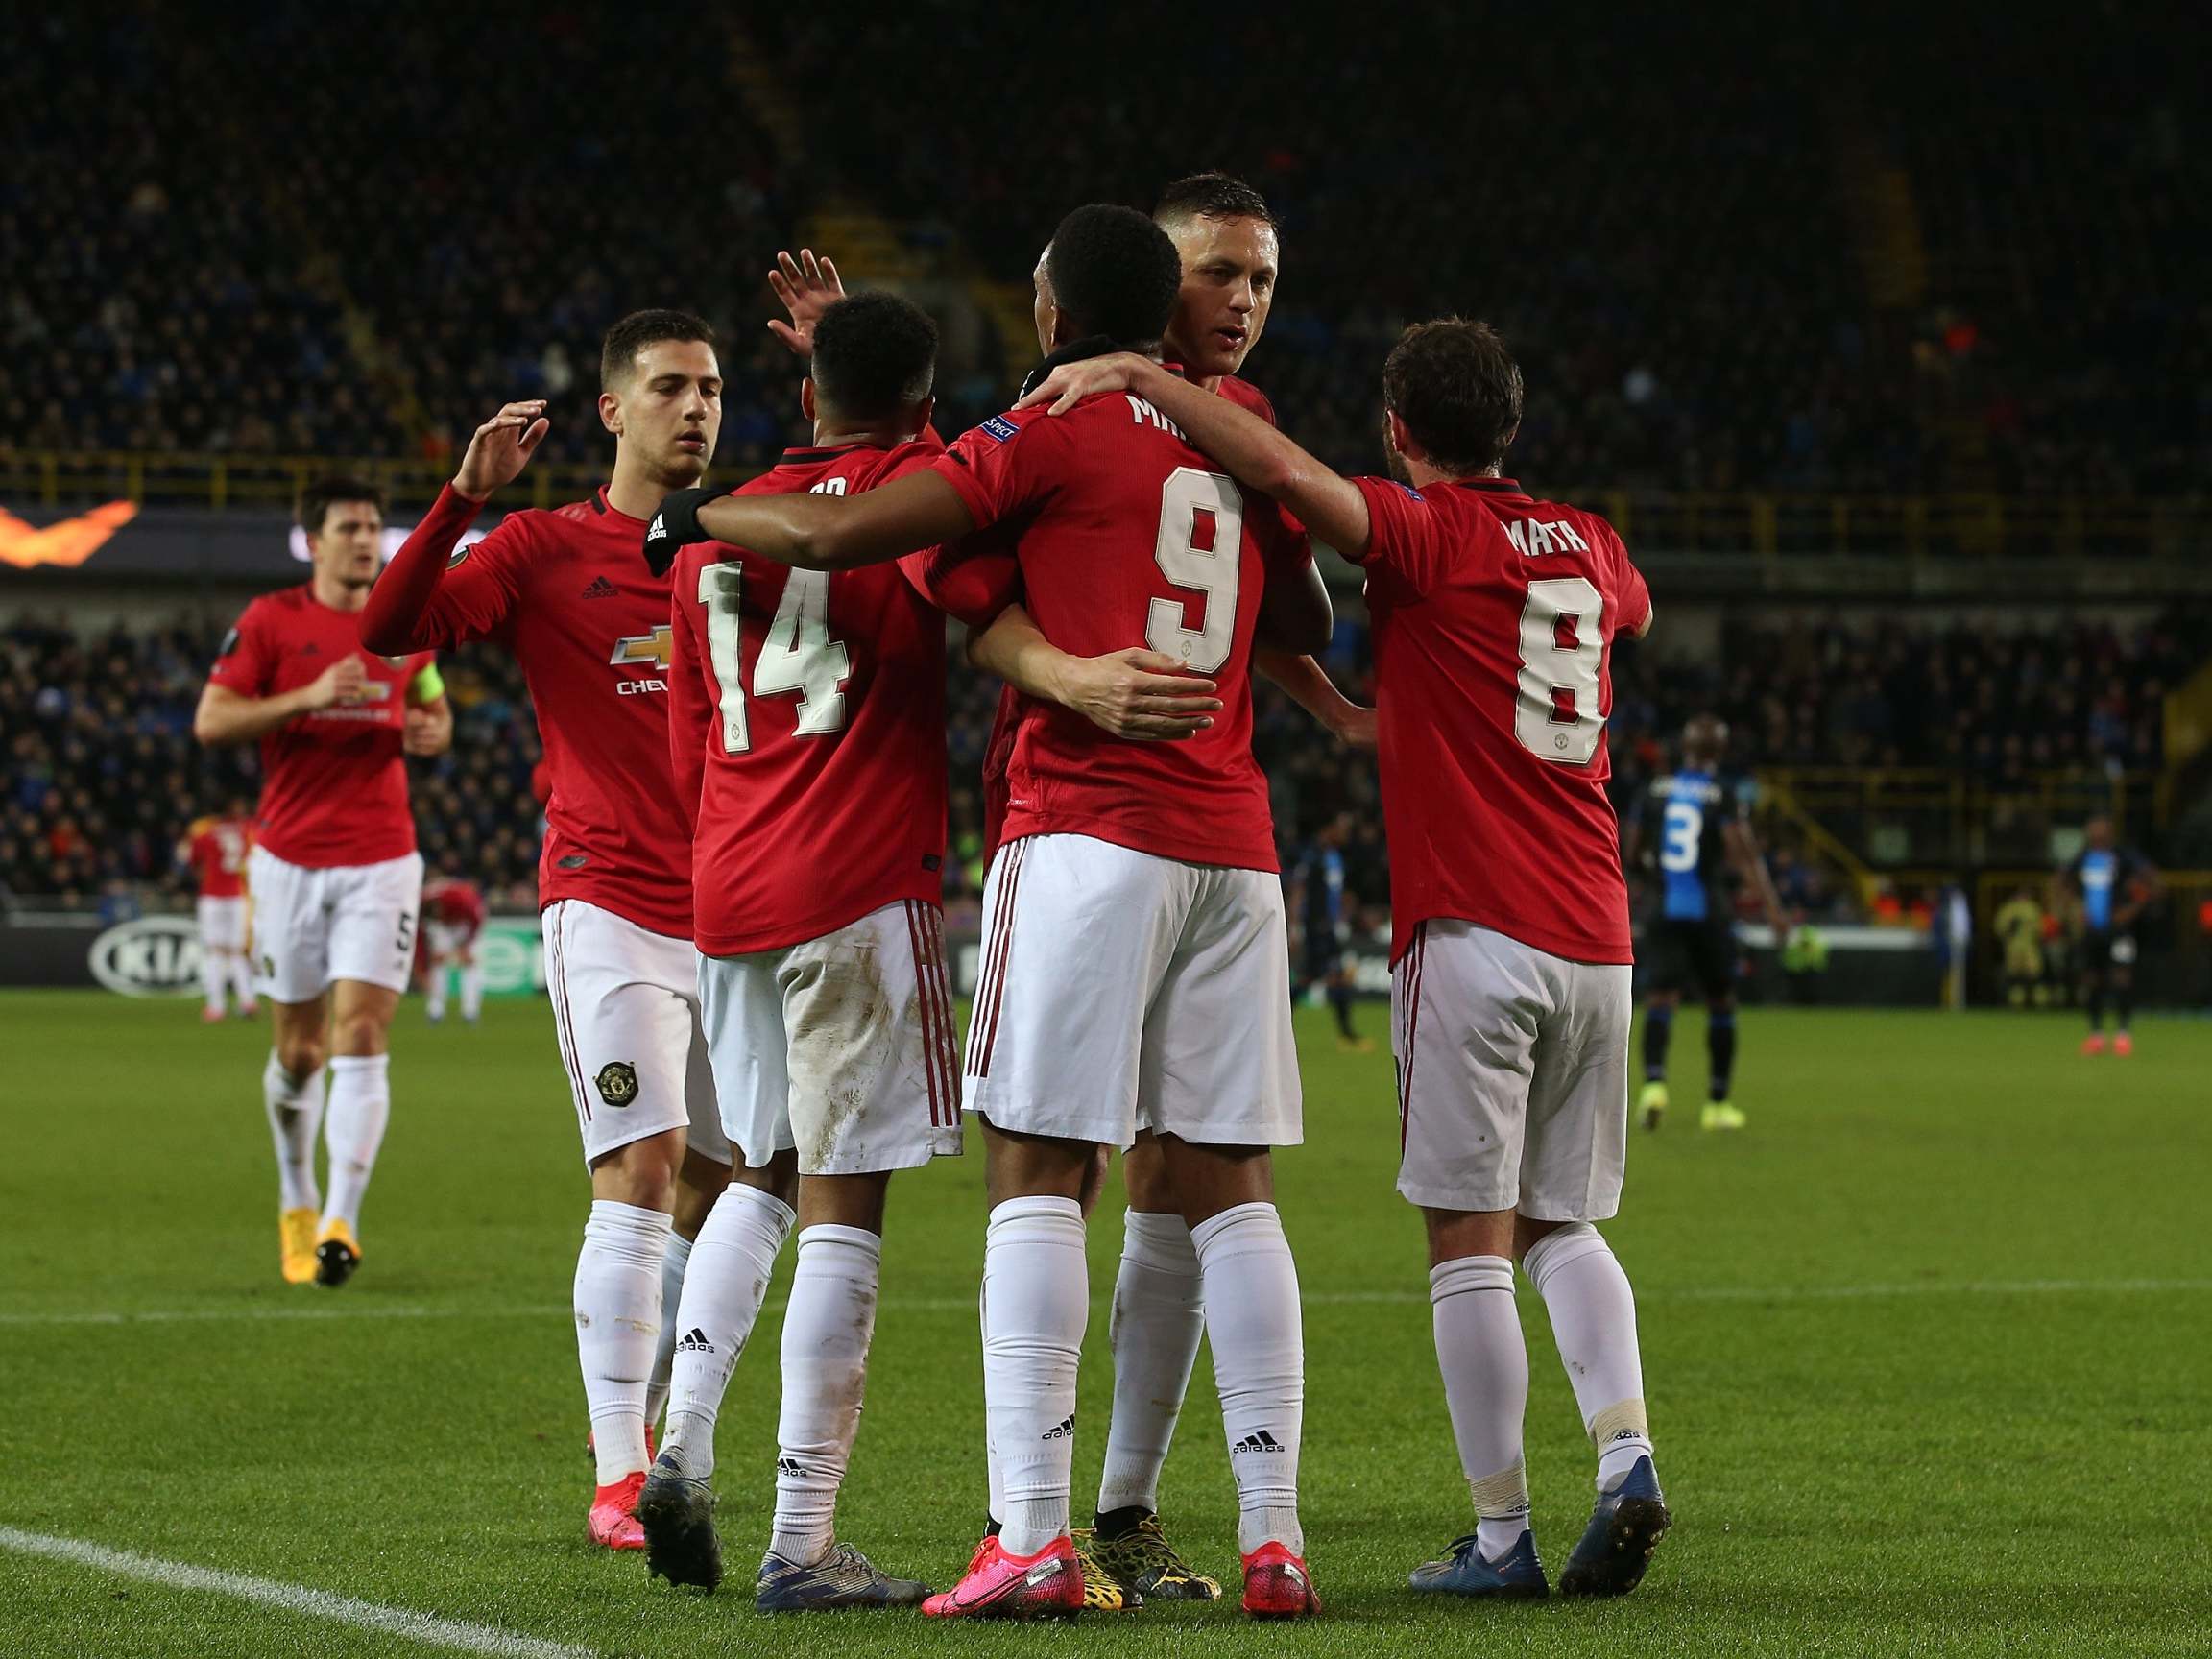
[
  {"x1": 651, "y1": 204, "x2": 1331, "y2": 1621},
  {"x1": 1021, "y1": 317, "x2": 1671, "y2": 1599},
  {"x1": 195, "y1": 479, "x2": 452, "y2": 1288},
  {"x1": 359, "y1": 311, "x2": 747, "y2": 1551},
  {"x1": 180, "y1": 797, "x2": 256, "y2": 1022}
]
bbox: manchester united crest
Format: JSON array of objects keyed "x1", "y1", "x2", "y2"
[{"x1": 595, "y1": 1061, "x2": 639, "y2": 1108}]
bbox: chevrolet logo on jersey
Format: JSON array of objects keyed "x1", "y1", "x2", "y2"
[
  {"x1": 609, "y1": 627, "x2": 673, "y2": 670},
  {"x1": 609, "y1": 626, "x2": 673, "y2": 695}
]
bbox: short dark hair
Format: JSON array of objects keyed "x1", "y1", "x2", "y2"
[
  {"x1": 1046, "y1": 204, "x2": 1182, "y2": 350},
  {"x1": 811, "y1": 292, "x2": 939, "y2": 421},
  {"x1": 298, "y1": 474, "x2": 385, "y2": 536},
  {"x1": 1154, "y1": 172, "x2": 1277, "y2": 228},
  {"x1": 1382, "y1": 319, "x2": 1525, "y2": 476},
  {"x1": 601, "y1": 308, "x2": 715, "y2": 389}
]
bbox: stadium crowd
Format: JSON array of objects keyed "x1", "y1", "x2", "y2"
[
  {"x1": 5, "y1": 609, "x2": 2197, "y2": 923},
  {"x1": 7, "y1": 9, "x2": 2200, "y2": 497}
]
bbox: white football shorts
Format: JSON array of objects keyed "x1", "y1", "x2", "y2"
[
  {"x1": 424, "y1": 920, "x2": 475, "y2": 961},
  {"x1": 698, "y1": 899, "x2": 963, "y2": 1176},
  {"x1": 1392, "y1": 918, "x2": 1632, "y2": 1221},
  {"x1": 247, "y1": 846, "x2": 422, "y2": 1002},
  {"x1": 197, "y1": 895, "x2": 249, "y2": 951},
  {"x1": 964, "y1": 833, "x2": 1301, "y2": 1149},
  {"x1": 542, "y1": 899, "x2": 733, "y2": 1169}
]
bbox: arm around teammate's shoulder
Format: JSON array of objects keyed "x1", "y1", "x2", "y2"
[
  {"x1": 687, "y1": 470, "x2": 977, "y2": 572},
  {"x1": 1015, "y1": 355, "x2": 1374, "y2": 557}
]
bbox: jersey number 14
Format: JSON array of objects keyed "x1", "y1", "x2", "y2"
[{"x1": 696, "y1": 564, "x2": 852, "y2": 753}]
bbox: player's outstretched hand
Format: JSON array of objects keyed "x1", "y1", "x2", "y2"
[
  {"x1": 1059, "y1": 648, "x2": 1223, "y2": 741},
  {"x1": 642, "y1": 486, "x2": 720, "y2": 576},
  {"x1": 766, "y1": 249, "x2": 846, "y2": 357},
  {"x1": 1014, "y1": 352, "x2": 1154, "y2": 416},
  {"x1": 453, "y1": 401, "x2": 550, "y2": 502},
  {"x1": 303, "y1": 654, "x2": 368, "y2": 709}
]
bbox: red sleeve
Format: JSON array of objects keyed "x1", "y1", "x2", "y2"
[
  {"x1": 206, "y1": 599, "x2": 277, "y2": 695},
  {"x1": 1611, "y1": 531, "x2": 1651, "y2": 637},
  {"x1": 1347, "y1": 475, "x2": 1455, "y2": 601},
  {"x1": 361, "y1": 486, "x2": 526, "y2": 653},
  {"x1": 901, "y1": 541, "x2": 1022, "y2": 628},
  {"x1": 926, "y1": 410, "x2": 1064, "y2": 535},
  {"x1": 1249, "y1": 493, "x2": 1313, "y2": 581},
  {"x1": 665, "y1": 549, "x2": 712, "y2": 839}
]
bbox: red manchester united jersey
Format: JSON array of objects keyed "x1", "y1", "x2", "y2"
[
  {"x1": 668, "y1": 441, "x2": 950, "y2": 956},
  {"x1": 1350, "y1": 475, "x2": 1650, "y2": 964},
  {"x1": 389, "y1": 485, "x2": 696, "y2": 938},
  {"x1": 206, "y1": 587, "x2": 434, "y2": 868},
  {"x1": 972, "y1": 373, "x2": 1280, "y2": 864},
  {"x1": 187, "y1": 816, "x2": 253, "y2": 898},
  {"x1": 923, "y1": 386, "x2": 1310, "y2": 873},
  {"x1": 423, "y1": 876, "x2": 488, "y2": 933}
]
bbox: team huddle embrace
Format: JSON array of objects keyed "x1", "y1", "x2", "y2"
[{"x1": 198, "y1": 175, "x2": 1667, "y2": 1621}]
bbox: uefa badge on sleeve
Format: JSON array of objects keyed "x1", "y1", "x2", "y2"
[{"x1": 595, "y1": 1061, "x2": 640, "y2": 1109}]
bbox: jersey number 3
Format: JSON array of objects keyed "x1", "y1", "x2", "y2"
[
  {"x1": 1146, "y1": 467, "x2": 1243, "y2": 674},
  {"x1": 1514, "y1": 576, "x2": 1605, "y2": 765},
  {"x1": 696, "y1": 565, "x2": 852, "y2": 753}
]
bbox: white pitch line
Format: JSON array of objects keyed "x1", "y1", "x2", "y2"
[
  {"x1": 2, "y1": 1277, "x2": 2207, "y2": 1329},
  {"x1": 0, "y1": 1526, "x2": 593, "y2": 1659}
]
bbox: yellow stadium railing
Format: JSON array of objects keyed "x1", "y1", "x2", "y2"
[{"x1": 6, "y1": 450, "x2": 2211, "y2": 560}]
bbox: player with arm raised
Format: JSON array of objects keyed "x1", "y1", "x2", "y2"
[
  {"x1": 1020, "y1": 318, "x2": 1670, "y2": 1600},
  {"x1": 358, "y1": 312, "x2": 750, "y2": 1552},
  {"x1": 180, "y1": 796, "x2": 256, "y2": 1022},
  {"x1": 647, "y1": 204, "x2": 1331, "y2": 1621},
  {"x1": 637, "y1": 292, "x2": 958, "y2": 1610},
  {"x1": 1622, "y1": 714, "x2": 1787, "y2": 1132},
  {"x1": 195, "y1": 479, "x2": 452, "y2": 1288}
]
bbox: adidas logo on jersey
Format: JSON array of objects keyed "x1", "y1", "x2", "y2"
[
  {"x1": 673, "y1": 1327, "x2": 713, "y2": 1355},
  {"x1": 1041, "y1": 1414, "x2": 1075, "y2": 1442},
  {"x1": 581, "y1": 575, "x2": 619, "y2": 599},
  {"x1": 1231, "y1": 1429, "x2": 1285, "y2": 1455}
]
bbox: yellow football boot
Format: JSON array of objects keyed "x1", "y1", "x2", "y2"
[
  {"x1": 314, "y1": 1217, "x2": 363, "y2": 1287},
  {"x1": 1700, "y1": 1102, "x2": 1746, "y2": 1132},
  {"x1": 1636, "y1": 1080, "x2": 1669, "y2": 1131},
  {"x1": 279, "y1": 1207, "x2": 319, "y2": 1285}
]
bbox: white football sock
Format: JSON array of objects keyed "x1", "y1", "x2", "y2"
[
  {"x1": 644, "y1": 1228, "x2": 694, "y2": 1431},
  {"x1": 319, "y1": 1054, "x2": 389, "y2": 1232},
  {"x1": 1192, "y1": 1201, "x2": 1305, "y2": 1556},
  {"x1": 983, "y1": 1195, "x2": 1088, "y2": 1556},
  {"x1": 1523, "y1": 1223, "x2": 1656, "y2": 1490},
  {"x1": 200, "y1": 947, "x2": 227, "y2": 1015},
  {"x1": 424, "y1": 967, "x2": 447, "y2": 1022},
  {"x1": 575, "y1": 1199, "x2": 672, "y2": 1486},
  {"x1": 660, "y1": 1183, "x2": 795, "y2": 1483},
  {"x1": 1096, "y1": 1209, "x2": 1204, "y2": 1519},
  {"x1": 981, "y1": 1277, "x2": 1004, "y2": 1525},
  {"x1": 1431, "y1": 1255, "x2": 1531, "y2": 1557},
  {"x1": 459, "y1": 961, "x2": 485, "y2": 1022},
  {"x1": 231, "y1": 952, "x2": 257, "y2": 1010},
  {"x1": 769, "y1": 1225, "x2": 882, "y2": 1567},
  {"x1": 261, "y1": 1050, "x2": 325, "y2": 1213}
]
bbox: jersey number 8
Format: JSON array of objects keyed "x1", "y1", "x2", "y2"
[{"x1": 1514, "y1": 576, "x2": 1605, "y2": 766}]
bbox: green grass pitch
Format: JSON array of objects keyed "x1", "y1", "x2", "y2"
[{"x1": 1, "y1": 991, "x2": 2206, "y2": 1657}]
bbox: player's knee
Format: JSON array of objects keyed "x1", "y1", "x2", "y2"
[
  {"x1": 1517, "y1": 1217, "x2": 1603, "y2": 1279},
  {"x1": 591, "y1": 1134, "x2": 684, "y2": 1212},
  {"x1": 276, "y1": 1034, "x2": 326, "y2": 1080}
]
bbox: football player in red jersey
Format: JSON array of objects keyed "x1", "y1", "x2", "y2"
[
  {"x1": 419, "y1": 866, "x2": 488, "y2": 1025},
  {"x1": 1019, "y1": 319, "x2": 1671, "y2": 1600},
  {"x1": 647, "y1": 205, "x2": 1330, "y2": 1622},
  {"x1": 179, "y1": 796, "x2": 256, "y2": 1022},
  {"x1": 196, "y1": 478, "x2": 453, "y2": 1288},
  {"x1": 358, "y1": 311, "x2": 750, "y2": 1552},
  {"x1": 635, "y1": 292, "x2": 957, "y2": 1609}
]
